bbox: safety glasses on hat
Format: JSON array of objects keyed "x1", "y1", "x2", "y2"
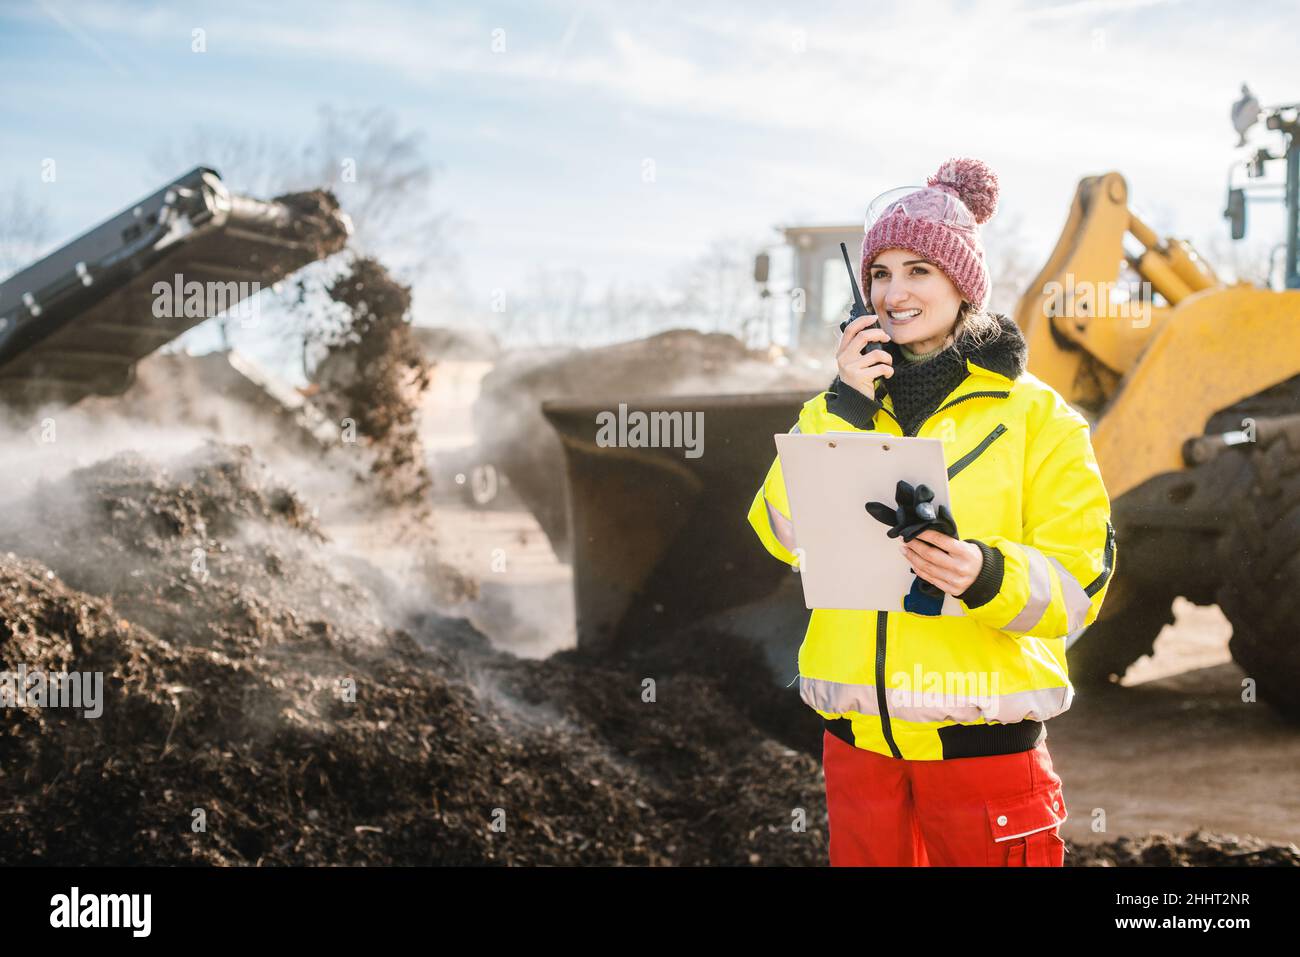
[{"x1": 864, "y1": 185, "x2": 977, "y2": 233}]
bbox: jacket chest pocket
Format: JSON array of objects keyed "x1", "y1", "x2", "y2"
[
  {"x1": 947, "y1": 423, "x2": 1008, "y2": 481},
  {"x1": 946, "y1": 423, "x2": 1017, "y2": 537}
]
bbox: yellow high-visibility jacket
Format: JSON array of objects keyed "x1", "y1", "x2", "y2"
[{"x1": 746, "y1": 317, "x2": 1116, "y2": 760}]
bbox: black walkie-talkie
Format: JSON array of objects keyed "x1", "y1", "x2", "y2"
[
  {"x1": 836, "y1": 242, "x2": 890, "y2": 394},
  {"x1": 837, "y1": 242, "x2": 881, "y2": 350}
]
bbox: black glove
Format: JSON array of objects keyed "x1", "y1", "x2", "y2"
[
  {"x1": 865, "y1": 481, "x2": 959, "y2": 614},
  {"x1": 864, "y1": 480, "x2": 958, "y2": 543}
]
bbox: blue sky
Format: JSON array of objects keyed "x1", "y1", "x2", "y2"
[{"x1": 2, "y1": 0, "x2": 1297, "y2": 362}]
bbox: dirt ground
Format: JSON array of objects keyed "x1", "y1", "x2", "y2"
[{"x1": 1053, "y1": 599, "x2": 1300, "y2": 850}]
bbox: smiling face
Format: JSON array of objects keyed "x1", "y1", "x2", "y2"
[{"x1": 868, "y1": 247, "x2": 964, "y2": 354}]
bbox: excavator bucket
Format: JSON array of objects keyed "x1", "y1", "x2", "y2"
[
  {"x1": 0, "y1": 166, "x2": 351, "y2": 409},
  {"x1": 542, "y1": 390, "x2": 810, "y2": 652}
]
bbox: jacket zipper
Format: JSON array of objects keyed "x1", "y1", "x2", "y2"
[
  {"x1": 947, "y1": 423, "x2": 1008, "y2": 479},
  {"x1": 1084, "y1": 520, "x2": 1116, "y2": 597},
  {"x1": 875, "y1": 610, "x2": 903, "y2": 759},
  {"x1": 876, "y1": 390, "x2": 1011, "y2": 761}
]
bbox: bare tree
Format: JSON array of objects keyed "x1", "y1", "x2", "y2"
[
  {"x1": 154, "y1": 105, "x2": 449, "y2": 270},
  {"x1": 508, "y1": 265, "x2": 587, "y2": 346},
  {"x1": 154, "y1": 105, "x2": 452, "y2": 374},
  {"x1": 150, "y1": 129, "x2": 298, "y2": 202},
  {"x1": 594, "y1": 278, "x2": 674, "y2": 345},
  {"x1": 981, "y1": 210, "x2": 1038, "y2": 317},
  {"x1": 669, "y1": 235, "x2": 766, "y2": 338},
  {"x1": 0, "y1": 184, "x2": 52, "y2": 282},
  {"x1": 1201, "y1": 230, "x2": 1279, "y2": 287}
]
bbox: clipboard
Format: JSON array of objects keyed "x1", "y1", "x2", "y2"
[{"x1": 774, "y1": 430, "x2": 964, "y2": 615}]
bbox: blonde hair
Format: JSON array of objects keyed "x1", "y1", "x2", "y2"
[{"x1": 951, "y1": 301, "x2": 1002, "y2": 349}]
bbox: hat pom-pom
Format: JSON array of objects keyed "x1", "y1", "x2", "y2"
[{"x1": 927, "y1": 157, "x2": 999, "y2": 225}]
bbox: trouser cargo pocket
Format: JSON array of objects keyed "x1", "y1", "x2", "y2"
[{"x1": 985, "y1": 783, "x2": 1067, "y2": 866}]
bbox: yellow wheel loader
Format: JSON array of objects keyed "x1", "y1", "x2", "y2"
[{"x1": 1015, "y1": 94, "x2": 1300, "y2": 707}]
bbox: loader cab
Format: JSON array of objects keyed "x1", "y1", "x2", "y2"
[
  {"x1": 753, "y1": 224, "x2": 865, "y2": 357},
  {"x1": 1224, "y1": 91, "x2": 1300, "y2": 290}
]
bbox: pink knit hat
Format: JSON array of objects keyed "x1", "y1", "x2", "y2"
[{"x1": 860, "y1": 157, "x2": 1000, "y2": 311}]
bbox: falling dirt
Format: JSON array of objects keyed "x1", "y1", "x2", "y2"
[
  {"x1": 310, "y1": 255, "x2": 434, "y2": 507},
  {"x1": 272, "y1": 190, "x2": 354, "y2": 260}
]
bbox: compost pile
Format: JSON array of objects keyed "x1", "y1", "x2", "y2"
[{"x1": 0, "y1": 442, "x2": 825, "y2": 865}]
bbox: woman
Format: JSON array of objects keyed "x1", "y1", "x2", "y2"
[{"x1": 746, "y1": 157, "x2": 1117, "y2": 866}]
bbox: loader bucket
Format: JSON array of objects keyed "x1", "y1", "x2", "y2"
[{"x1": 542, "y1": 390, "x2": 809, "y2": 652}]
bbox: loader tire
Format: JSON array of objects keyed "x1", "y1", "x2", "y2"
[
  {"x1": 1066, "y1": 584, "x2": 1176, "y2": 685},
  {"x1": 1214, "y1": 433, "x2": 1300, "y2": 724}
]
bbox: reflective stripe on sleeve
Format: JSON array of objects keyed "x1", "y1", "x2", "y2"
[
  {"x1": 1002, "y1": 544, "x2": 1054, "y2": 633},
  {"x1": 1047, "y1": 556, "x2": 1093, "y2": 634},
  {"x1": 765, "y1": 495, "x2": 797, "y2": 553}
]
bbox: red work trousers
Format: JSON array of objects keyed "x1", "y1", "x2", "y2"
[{"x1": 822, "y1": 729, "x2": 1067, "y2": 866}]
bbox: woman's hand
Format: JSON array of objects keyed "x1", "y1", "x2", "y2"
[
  {"x1": 837, "y1": 315, "x2": 893, "y2": 400},
  {"x1": 900, "y1": 529, "x2": 984, "y2": 597}
]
